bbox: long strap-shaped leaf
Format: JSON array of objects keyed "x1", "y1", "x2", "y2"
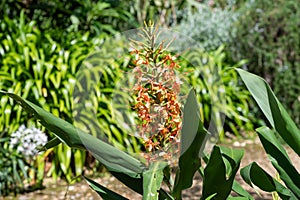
[
  {"x1": 173, "y1": 89, "x2": 208, "y2": 199},
  {"x1": 0, "y1": 91, "x2": 144, "y2": 177},
  {"x1": 256, "y1": 126, "x2": 300, "y2": 198},
  {"x1": 84, "y1": 176, "x2": 129, "y2": 200},
  {"x1": 241, "y1": 162, "x2": 297, "y2": 200},
  {"x1": 236, "y1": 69, "x2": 300, "y2": 156},
  {"x1": 143, "y1": 162, "x2": 168, "y2": 200},
  {"x1": 201, "y1": 146, "x2": 244, "y2": 200},
  {"x1": 200, "y1": 154, "x2": 253, "y2": 200}
]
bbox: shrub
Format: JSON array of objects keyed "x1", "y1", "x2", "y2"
[
  {"x1": 176, "y1": 3, "x2": 238, "y2": 51},
  {"x1": 0, "y1": 136, "x2": 29, "y2": 196},
  {"x1": 0, "y1": 11, "x2": 131, "y2": 184},
  {"x1": 230, "y1": 0, "x2": 300, "y2": 124},
  {"x1": 126, "y1": 0, "x2": 187, "y2": 27},
  {"x1": 174, "y1": 1, "x2": 261, "y2": 138},
  {"x1": 0, "y1": 0, "x2": 136, "y2": 40},
  {"x1": 0, "y1": 124, "x2": 47, "y2": 196},
  {"x1": 0, "y1": 24, "x2": 247, "y2": 196},
  {"x1": 0, "y1": 9, "x2": 147, "y2": 185}
]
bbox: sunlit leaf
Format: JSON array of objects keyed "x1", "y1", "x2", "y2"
[
  {"x1": 143, "y1": 162, "x2": 167, "y2": 200},
  {"x1": 0, "y1": 91, "x2": 145, "y2": 178},
  {"x1": 236, "y1": 68, "x2": 300, "y2": 156}
]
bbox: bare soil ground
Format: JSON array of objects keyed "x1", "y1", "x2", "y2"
[{"x1": 2, "y1": 138, "x2": 299, "y2": 200}]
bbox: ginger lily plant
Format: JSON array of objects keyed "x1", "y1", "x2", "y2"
[{"x1": 2, "y1": 22, "x2": 300, "y2": 200}]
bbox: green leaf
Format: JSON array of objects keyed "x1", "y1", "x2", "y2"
[
  {"x1": 158, "y1": 189, "x2": 174, "y2": 200},
  {"x1": 110, "y1": 171, "x2": 143, "y2": 195},
  {"x1": 17, "y1": 159, "x2": 28, "y2": 180},
  {"x1": 236, "y1": 68, "x2": 300, "y2": 156},
  {"x1": 201, "y1": 146, "x2": 226, "y2": 199},
  {"x1": 241, "y1": 162, "x2": 297, "y2": 200},
  {"x1": 201, "y1": 146, "x2": 243, "y2": 200},
  {"x1": 37, "y1": 137, "x2": 62, "y2": 151},
  {"x1": 256, "y1": 126, "x2": 300, "y2": 198},
  {"x1": 205, "y1": 193, "x2": 217, "y2": 200},
  {"x1": 110, "y1": 171, "x2": 172, "y2": 197},
  {"x1": 219, "y1": 146, "x2": 244, "y2": 175},
  {"x1": 143, "y1": 162, "x2": 168, "y2": 200},
  {"x1": 0, "y1": 91, "x2": 144, "y2": 177},
  {"x1": 231, "y1": 181, "x2": 254, "y2": 200},
  {"x1": 200, "y1": 150, "x2": 252, "y2": 199},
  {"x1": 74, "y1": 150, "x2": 84, "y2": 176},
  {"x1": 84, "y1": 176, "x2": 128, "y2": 200},
  {"x1": 173, "y1": 89, "x2": 208, "y2": 198}
]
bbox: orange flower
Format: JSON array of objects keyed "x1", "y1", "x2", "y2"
[{"x1": 129, "y1": 23, "x2": 183, "y2": 163}]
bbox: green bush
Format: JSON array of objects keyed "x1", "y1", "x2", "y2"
[
  {"x1": 0, "y1": 11, "x2": 124, "y2": 185},
  {"x1": 0, "y1": 10, "x2": 145, "y2": 186},
  {"x1": 0, "y1": 0, "x2": 136, "y2": 40},
  {"x1": 230, "y1": 0, "x2": 300, "y2": 124},
  {"x1": 0, "y1": 137, "x2": 29, "y2": 196},
  {"x1": 176, "y1": 2, "x2": 238, "y2": 51},
  {"x1": 0, "y1": 125, "x2": 48, "y2": 196},
  {"x1": 0, "y1": 11, "x2": 89, "y2": 184},
  {"x1": 127, "y1": 0, "x2": 187, "y2": 27},
  {"x1": 1, "y1": 77, "x2": 249, "y2": 200},
  {"x1": 174, "y1": 2, "x2": 260, "y2": 138},
  {"x1": 3, "y1": 64, "x2": 300, "y2": 200}
]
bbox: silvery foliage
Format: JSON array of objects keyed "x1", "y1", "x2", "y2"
[
  {"x1": 176, "y1": 3, "x2": 239, "y2": 51},
  {"x1": 10, "y1": 125, "x2": 47, "y2": 157}
]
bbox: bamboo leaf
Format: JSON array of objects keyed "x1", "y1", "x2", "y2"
[
  {"x1": 200, "y1": 151, "x2": 252, "y2": 200},
  {"x1": 201, "y1": 146, "x2": 226, "y2": 198}
]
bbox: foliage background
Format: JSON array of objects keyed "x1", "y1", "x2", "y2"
[
  {"x1": 0, "y1": 0, "x2": 299, "y2": 195},
  {"x1": 229, "y1": 0, "x2": 300, "y2": 124}
]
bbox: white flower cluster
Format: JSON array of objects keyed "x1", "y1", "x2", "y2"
[{"x1": 10, "y1": 125, "x2": 48, "y2": 157}]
